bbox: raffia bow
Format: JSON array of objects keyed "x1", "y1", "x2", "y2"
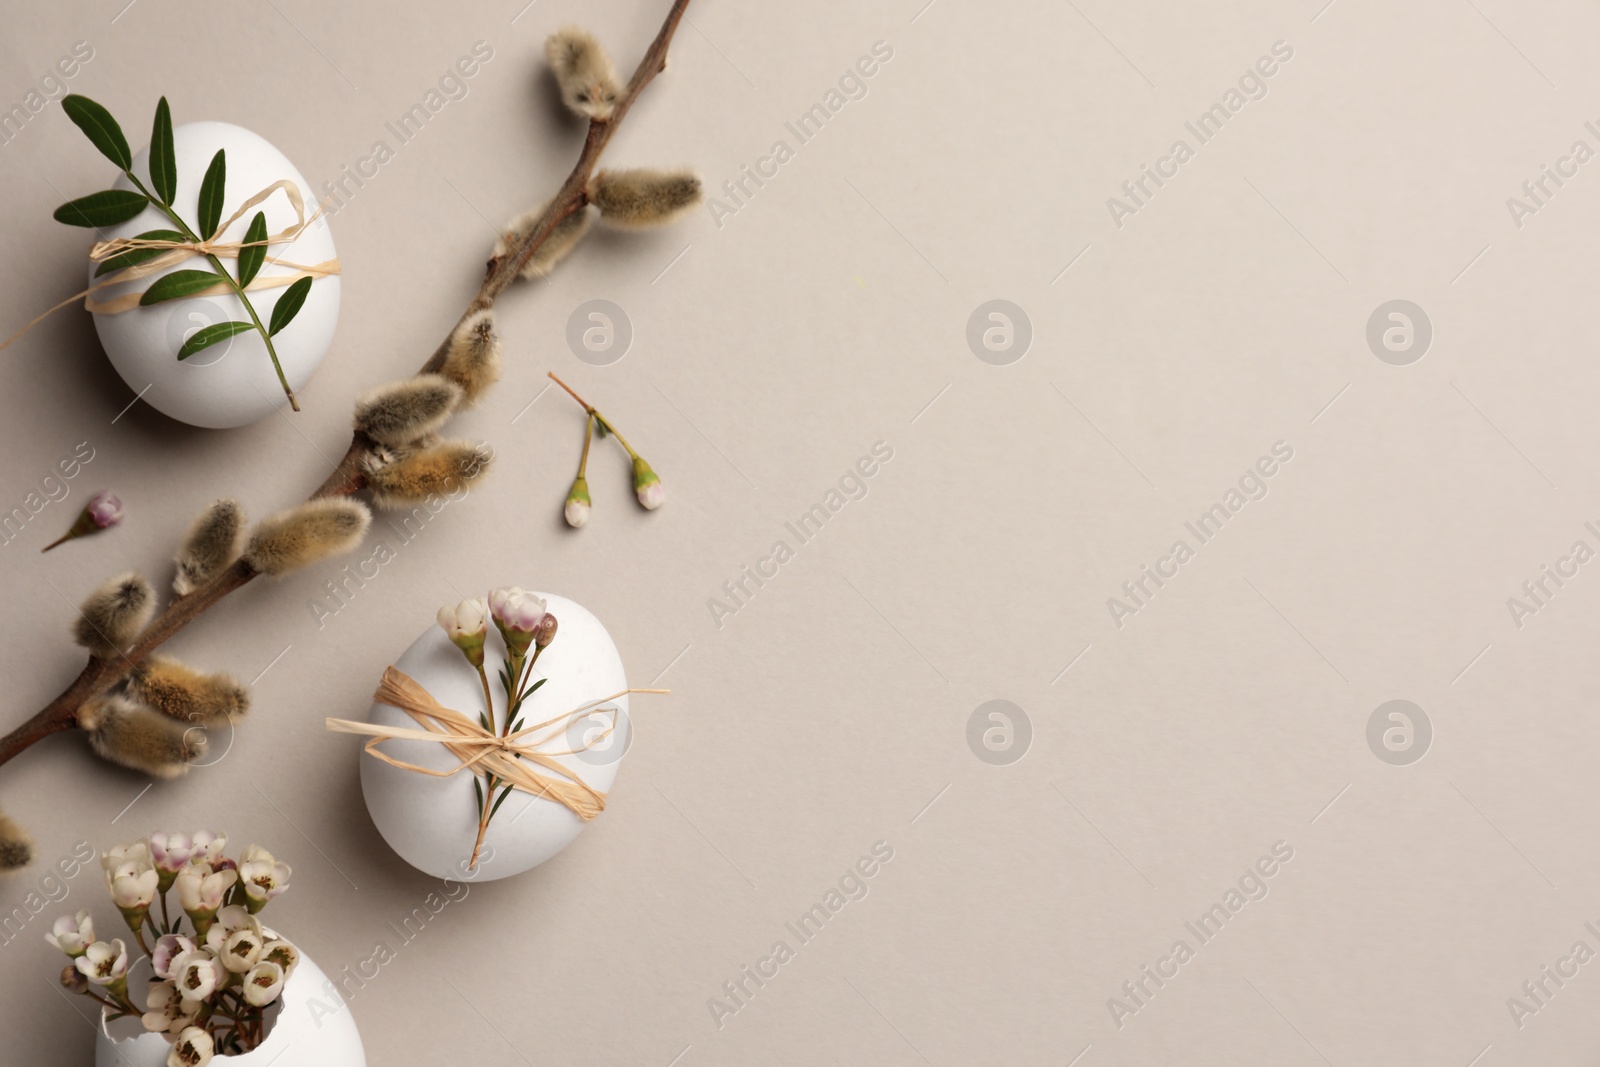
[
  {"x1": 325, "y1": 666, "x2": 667, "y2": 821},
  {"x1": 1, "y1": 179, "x2": 340, "y2": 349}
]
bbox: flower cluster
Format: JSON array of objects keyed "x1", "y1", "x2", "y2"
[
  {"x1": 438, "y1": 587, "x2": 560, "y2": 866},
  {"x1": 49, "y1": 832, "x2": 296, "y2": 1065}
]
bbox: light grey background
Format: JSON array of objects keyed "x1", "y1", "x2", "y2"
[{"x1": 1, "y1": 0, "x2": 1596, "y2": 1063}]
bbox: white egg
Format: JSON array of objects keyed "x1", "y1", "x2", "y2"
[
  {"x1": 95, "y1": 952, "x2": 366, "y2": 1067},
  {"x1": 359, "y1": 592, "x2": 630, "y2": 881},
  {"x1": 87, "y1": 121, "x2": 340, "y2": 429}
]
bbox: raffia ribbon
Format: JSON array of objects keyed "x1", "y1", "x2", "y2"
[
  {"x1": 1, "y1": 179, "x2": 341, "y2": 349},
  {"x1": 325, "y1": 666, "x2": 667, "y2": 821}
]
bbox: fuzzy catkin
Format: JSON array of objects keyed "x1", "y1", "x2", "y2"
[
  {"x1": 72, "y1": 573, "x2": 155, "y2": 657},
  {"x1": 589, "y1": 168, "x2": 703, "y2": 228},
  {"x1": 353, "y1": 375, "x2": 462, "y2": 447},
  {"x1": 0, "y1": 812, "x2": 33, "y2": 872},
  {"x1": 245, "y1": 498, "x2": 371, "y2": 577},
  {"x1": 439, "y1": 310, "x2": 503, "y2": 406},
  {"x1": 493, "y1": 202, "x2": 592, "y2": 282},
  {"x1": 546, "y1": 26, "x2": 620, "y2": 120},
  {"x1": 132, "y1": 657, "x2": 250, "y2": 724},
  {"x1": 173, "y1": 499, "x2": 245, "y2": 596},
  {"x1": 79, "y1": 695, "x2": 203, "y2": 779},
  {"x1": 366, "y1": 441, "x2": 494, "y2": 508}
]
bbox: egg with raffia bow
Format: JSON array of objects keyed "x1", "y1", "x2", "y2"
[
  {"x1": 358, "y1": 592, "x2": 631, "y2": 881},
  {"x1": 87, "y1": 121, "x2": 339, "y2": 429}
]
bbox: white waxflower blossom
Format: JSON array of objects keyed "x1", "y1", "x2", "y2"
[
  {"x1": 172, "y1": 949, "x2": 222, "y2": 1003},
  {"x1": 168, "y1": 1025, "x2": 214, "y2": 1067},
  {"x1": 260, "y1": 937, "x2": 300, "y2": 978},
  {"x1": 46, "y1": 911, "x2": 94, "y2": 957},
  {"x1": 243, "y1": 960, "x2": 286, "y2": 1006},
  {"x1": 239, "y1": 846, "x2": 291, "y2": 911},
  {"x1": 142, "y1": 979, "x2": 201, "y2": 1034},
  {"x1": 188, "y1": 830, "x2": 227, "y2": 861},
  {"x1": 107, "y1": 860, "x2": 160, "y2": 911},
  {"x1": 152, "y1": 933, "x2": 197, "y2": 979},
  {"x1": 75, "y1": 939, "x2": 129, "y2": 987},
  {"x1": 220, "y1": 925, "x2": 266, "y2": 973},
  {"x1": 176, "y1": 862, "x2": 236, "y2": 923},
  {"x1": 437, "y1": 599, "x2": 489, "y2": 668},
  {"x1": 149, "y1": 831, "x2": 197, "y2": 874}
]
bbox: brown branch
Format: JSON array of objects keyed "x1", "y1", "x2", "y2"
[{"x1": 0, "y1": 0, "x2": 694, "y2": 771}]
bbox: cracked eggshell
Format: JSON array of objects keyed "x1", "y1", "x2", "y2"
[
  {"x1": 360, "y1": 592, "x2": 630, "y2": 881},
  {"x1": 95, "y1": 951, "x2": 365, "y2": 1067},
  {"x1": 88, "y1": 121, "x2": 339, "y2": 428}
]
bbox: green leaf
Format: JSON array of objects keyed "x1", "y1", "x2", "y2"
[
  {"x1": 61, "y1": 95, "x2": 131, "y2": 170},
  {"x1": 177, "y1": 320, "x2": 253, "y2": 360},
  {"x1": 149, "y1": 97, "x2": 177, "y2": 205},
  {"x1": 236, "y1": 211, "x2": 268, "y2": 287},
  {"x1": 472, "y1": 776, "x2": 485, "y2": 814},
  {"x1": 267, "y1": 276, "x2": 312, "y2": 336},
  {"x1": 94, "y1": 228, "x2": 185, "y2": 276},
  {"x1": 489, "y1": 784, "x2": 516, "y2": 820},
  {"x1": 139, "y1": 269, "x2": 223, "y2": 306},
  {"x1": 53, "y1": 189, "x2": 149, "y2": 228},
  {"x1": 197, "y1": 149, "x2": 226, "y2": 239},
  {"x1": 593, "y1": 418, "x2": 609, "y2": 439}
]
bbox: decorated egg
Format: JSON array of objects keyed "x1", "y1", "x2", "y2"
[
  {"x1": 95, "y1": 951, "x2": 365, "y2": 1067},
  {"x1": 88, "y1": 121, "x2": 339, "y2": 429},
  {"x1": 358, "y1": 592, "x2": 631, "y2": 881}
]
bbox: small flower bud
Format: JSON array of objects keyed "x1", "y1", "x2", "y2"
[
  {"x1": 43, "y1": 490, "x2": 122, "y2": 552},
  {"x1": 72, "y1": 572, "x2": 155, "y2": 657},
  {"x1": 78, "y1": 695, "x2": 205, "y2": 778},
  {"x1": 439, "y1": 310, "x2": 502, "y2": 406},
  {"x1": 546, "y1": 26, "x2": 620, "y2": 120},
  {"x1": 589, "y1": 168, "x2": 702, "y2": 229},
  {"x1": 564, "y1": 475, "x2": 592, "y2": 528},
  {"x1": 173, "y1": 499, "x2": 245, "y2": 596},
  {"x1": 437, "y1": 599, "x2": 488, "y2": 668},
  {"x1": 353, "y1": 374, "x2": 463, "y2": 447},
  {"x1": 60, "y1": 964, "x2": 89, "y2": 994},
  {"x1": 131, "y1": 657, "x2": 250, "y2": 724},
  {"x1": 365, "y1": 440, "x2": 494, "y2": 509},
  {"x1": 0, "y1": 812, "x2": 33, "y2": 872},
  {"x1": 493, "y1": 200, "x2": 592, "y2": 282},
  {"x1": 535, "y1": 613, "x2": 558, "y2": 649},
  {"x1": 245, "y1": 498, "x2": 372, "y2": 577},
  {"x1": 632, "y1": 456, "x2": 665, "y2": 510}
]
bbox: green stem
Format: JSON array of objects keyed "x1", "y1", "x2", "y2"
[
  {"x1": 125, "y1": 173, "x2": 300, "y2": 411},
  {"x1": 594, "y1": 412, "x2": 639, "y2": 459},
  {"x1": 577, "y1": 414, "x2": 594, "y2": 478},
  {"x1": 548, "y1": 373, "x2": 639, "y2": 459}
]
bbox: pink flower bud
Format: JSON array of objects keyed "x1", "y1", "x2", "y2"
[
  {"x1": 87, "y1": 490, "x2": 122, "y2": 529},
  {"x1": 42, "y1": 490, "x2": 124, "y2": 552}
]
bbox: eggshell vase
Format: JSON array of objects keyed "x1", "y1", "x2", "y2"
[
  {"x1": 88, "y1": 121, "x2": 340, "y2": 428},
  {"x1": 95, "y1": 952, "x2": 365, "y2": 1067},
  {"x1": 361, "y1": 592, "x2": 629, "y2": 881}
]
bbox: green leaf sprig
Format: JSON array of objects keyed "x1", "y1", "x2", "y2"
[{"x1": 52, "y1": 95, "x2": 314, "y2": 410}]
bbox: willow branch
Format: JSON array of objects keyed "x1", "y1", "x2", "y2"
[{"x1": 0, "y1": 0, "x2": 693, "y2": 770}]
